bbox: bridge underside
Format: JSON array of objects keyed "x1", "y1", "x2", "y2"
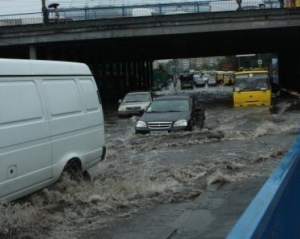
[
  {"x1": 2, "y1": 25, "x2": 298, "y2": 58},
  {"x1": 1, "y1": 11, "x2": 300, "y2": 99}
]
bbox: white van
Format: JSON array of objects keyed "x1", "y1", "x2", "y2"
[{"x1": 0, "y1": 58, "x2": 106, "y2": 202}]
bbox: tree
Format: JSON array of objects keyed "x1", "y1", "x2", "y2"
[{"x1": 215, "y1": 56, "x2": 238, "y2": 71}]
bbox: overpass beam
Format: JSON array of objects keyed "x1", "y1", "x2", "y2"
[{"x1": 29, "y1": 45, "x2": 37, "y2": 59}]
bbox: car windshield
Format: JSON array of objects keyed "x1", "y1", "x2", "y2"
[
  {"x1": 123, "y1": 93, "x2": 151, "y2": 102},
  {"x1": 234, "y1": 73, "x2": 270, "y2": 91},
  {"x1": 147, "y1": 99, "x2": 190, "y2": 112},
  {"x1": 194, "y1": 77, "x2": 203, "y2": 82}
]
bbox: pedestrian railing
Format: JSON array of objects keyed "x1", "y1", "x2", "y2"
[{"x1": 0, "y1": 0, "x2": 287, "y2": 27}]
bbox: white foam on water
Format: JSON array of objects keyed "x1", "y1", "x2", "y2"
[{"x1": 2, "y1": 93, "x2": 299, "y2": 238}]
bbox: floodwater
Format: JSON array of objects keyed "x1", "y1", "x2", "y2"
[{"x1": 1, "y1": 84, "x2": 300, "y2": 239}]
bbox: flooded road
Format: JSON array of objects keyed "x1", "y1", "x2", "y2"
[{"x1": 1, "y1": 85, "x2": 300, "y2": 239}]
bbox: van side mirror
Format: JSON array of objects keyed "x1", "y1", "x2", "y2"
[{"x1": 118, "y1": 99, "x2": 122, "y2": 104}]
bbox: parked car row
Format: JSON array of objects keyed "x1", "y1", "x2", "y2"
[
  {"x1": 193, "y1": 74, "x2": 206, "y2": 87},
  {"x1": 118, "y1": 92, "x2": 205, "y2": 134},
  {"x1": 193, "y1": 73, "x2": 217, "y2": 87}
]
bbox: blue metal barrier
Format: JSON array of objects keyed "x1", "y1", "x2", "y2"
[{"x1": 227, "y1": 134, "x2": 300, "y2": 239}]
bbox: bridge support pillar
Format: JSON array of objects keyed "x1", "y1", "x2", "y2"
[
  {"x1": 134, "y1": 60, "x2": 153, "y2": 90},
  {"x1": 147, "y1": 61, "x2": 153, "y2": 88},
  {"x1": 29, "y1": 45, "x2": 37, "y2": 59},
  {"x1": 122, "y1": 62, "x2": 129, "y2": 93},
  {"x1": 279, "y1": 50, "x2": 300, "y2": 92}
]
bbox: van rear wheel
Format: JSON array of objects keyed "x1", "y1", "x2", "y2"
[{"x1": 63, "y1": 160, "x2": 90, "y2": 182}]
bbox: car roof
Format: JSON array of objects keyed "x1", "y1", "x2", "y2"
[
  {"x1": 124, "y1": 91, "x2": 153, "y2": 96},
  {"x1": 154, "y1": 95, "x2": 191, "y2": 101},
  {"x1": 235, "y1": 70, "x2": 268, "y2": 75},
  {"x1": 127, "y1": 91, "x2": 151, "y2": 94}
]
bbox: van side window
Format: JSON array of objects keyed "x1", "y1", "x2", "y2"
[
  {"x1": 0, "y1": 81, "x2": 43, "y2": 125},
  {"x1": 79, "y1": 79, "x2": 100, "y2": 110},
  {"x1": 43, "y1": 79, "x2": 82, "y2": 116}
]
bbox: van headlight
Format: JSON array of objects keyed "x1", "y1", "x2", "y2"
[
  {"x1": 174, "y1": 119, "x2": 187, "y2": 127},
  {"x1": 136, "y1": 121, "x2": 147, "y2": 128}
]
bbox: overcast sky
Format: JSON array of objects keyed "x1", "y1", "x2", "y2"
[{"x1": 1, "y1": 0, "x2": 196, "y2": 15}]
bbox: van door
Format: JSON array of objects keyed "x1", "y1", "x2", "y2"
[
  {"x1": 0, "y1": 79, "x2": 52, "y2": 201},
  {"x1": 42, "y1": 78, "x2": 105, "y2": 176}
]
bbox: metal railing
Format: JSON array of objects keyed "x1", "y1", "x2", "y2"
[{"x1": 0, "y1": 0, "x2": 283, "y2": 27}]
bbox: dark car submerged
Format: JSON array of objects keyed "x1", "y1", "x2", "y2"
[{"x1": 135, "y1": 95, "x2": 205, "y2": 134}]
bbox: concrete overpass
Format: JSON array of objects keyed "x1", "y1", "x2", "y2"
[{"x1": 1, "y1": 8, "x2": 300, "y2": 98}]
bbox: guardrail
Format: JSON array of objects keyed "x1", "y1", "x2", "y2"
[
  {"x1": 226, "y1": 133, "x2": 300, "y2": 238},
  {"x1": 0, "y1": 0, "x2": 283, "y2": 27}
]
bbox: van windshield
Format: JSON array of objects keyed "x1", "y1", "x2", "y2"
[{"x1": 234, "y1": 73, "x2": 270, "y2": 91}]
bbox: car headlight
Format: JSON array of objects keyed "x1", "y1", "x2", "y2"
[
  {"x1": 136, "y1": 121, "x2": 147, "y2": 128},
  {"x1": 174, "y1": 119, "x2": 188, "y2": 127},
  {"x1": 118, "y1": 105, "x2": 126, "y2": 111}
]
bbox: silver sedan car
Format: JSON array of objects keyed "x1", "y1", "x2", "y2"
[{"x1": 118, "y1": 91, "x2": 153, "y2": 117}]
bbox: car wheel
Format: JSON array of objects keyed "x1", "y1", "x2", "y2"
[
  {"x1": 186, "y1": 124, "x2": 193, "y2": 131},
  {"x1": 185, "y1": 119, "x2": 194, "y2": 131},
  {"x1": 199, "y1": 120, "x2": 204, "y2": 129}
]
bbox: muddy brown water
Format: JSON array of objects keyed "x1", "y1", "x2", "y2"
[{"x1": 1, "y1": 85, "x2": 300, "y2": 239}]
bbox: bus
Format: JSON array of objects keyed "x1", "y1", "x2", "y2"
[
  {"x1": 212, "y1": 71, "x2": 225, "y2": 84},
  {"x1": 284, "y1": 0, "x2": 300, "y2": 8},
  {"x1": 223, "y1": 71, "x2": 235, "y2": 85},
  {"x1": 180, "y1": 70, "x2": 194, "y2": 89},
  {"x1": 233, "y1": 70, "x2": 271, "y2": 107}
]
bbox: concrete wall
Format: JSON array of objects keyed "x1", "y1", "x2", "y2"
[{"x1": 226, "y1": 134, "x2": 300, "y2": 238}]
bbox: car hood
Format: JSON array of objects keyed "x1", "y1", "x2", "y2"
[
  {"x1": 121, "y1": 101, "x2": 151, "y2": 108},
  {"x1": 140, "y1": 111, "x2": 191, "y2": 122},
  {"x1": 195, "y1": 79, "x2": 205, "y2": 83}
]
